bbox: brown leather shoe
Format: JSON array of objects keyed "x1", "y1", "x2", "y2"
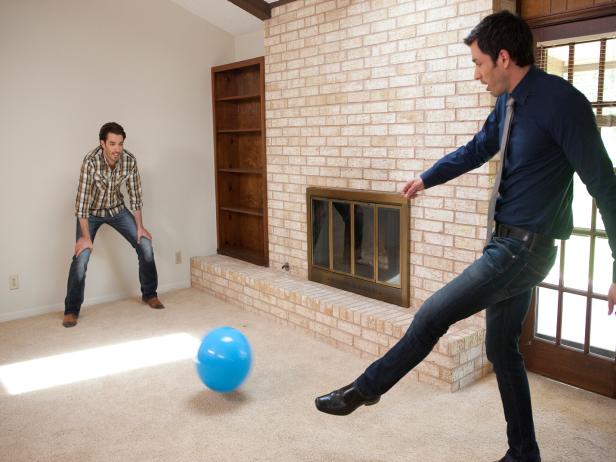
[
  {"x1": 62, "y1": 313, "x2": 78, "y2": 328},
  {"x1": 142, "y1": 296, "x2": 165, "y2": 309}
]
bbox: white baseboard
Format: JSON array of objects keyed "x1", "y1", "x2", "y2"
[{"x1": 0, "y1": 281, "x2": 191, "y2": 323}]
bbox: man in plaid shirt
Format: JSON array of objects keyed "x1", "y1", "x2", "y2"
[{"x1": 62, "y1": 122, "x2": 164, "y2": 328}]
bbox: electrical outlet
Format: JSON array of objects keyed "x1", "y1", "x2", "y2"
[
  {"x1": 175, "y1": 251, "x2": 182, "y2": 264},
  {"x1": 9, "y1": 274, "x2": 19, "y2": 290}
]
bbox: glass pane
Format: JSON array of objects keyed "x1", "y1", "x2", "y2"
[
  {"x1": 377, "y1": 207, "x2": 401, "y2": 286},
  {"x1": 312, "y1": 199, "x2": 329, "y2": 268},
  {"x1": 563, "y1": 235, "x2": 591, "y2": 291},
  {"x1": 573, "y1": 41, "x2": 600, "y2": 102},
  {"x1": 604, "y1": 39, "x2": 616, "y2": 102},
  {"x1": 354, "y1": 203, "x2": 374, "y2": 279},
  {"x1": 536, "y1": 287, "x2": 558, "y2": 341},
  {"x1": 593, "y1": 237, "x2": 612, "y2": 296},
  {"x1": 572, "y1": 174, "x2": 592, "y2": 229},
  {"x1": 561, "y1": 292, "x2": 587, "y2": 350},
  {"x1": 590, "y1": 298, "x2": 616, "y2": 359},
  {"x1": 546, "y1": 45, "x2": 569, "y2": 80},
  {"x1": 543, "y1": 241, "x2": 561, "y2": 286},
  {"x1": 332, "y1": 201, "x2": 351, "y2": 274}
]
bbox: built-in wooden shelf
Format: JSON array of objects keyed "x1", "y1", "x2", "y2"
[
  {"x1": 219, "y1": 206, "x2": 264, "y2": 217},
  {"x1": 219, "y1": 168, "x2": 262, "y2": 174},
  {"x1": 212, "y1": 57, "x2": 268, "y2": 267},
  {"x1": 217, "y1": 129, "x2": 261, "y2": 134},
  {"x1": 216, "y1": 94, "x2": 260, "y2": 102}
]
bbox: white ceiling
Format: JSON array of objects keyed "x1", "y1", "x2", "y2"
[{"x1": 169, "y1": 0, "x2": 277, "y2": 36}]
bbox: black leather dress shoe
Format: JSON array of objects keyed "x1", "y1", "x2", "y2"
[{"x1": 315, "y1": 382, "x2": 380, "y2": 416}]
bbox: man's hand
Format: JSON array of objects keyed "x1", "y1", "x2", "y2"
[
  {"x1": 401, "y1": 177, "x2": 425, "y2": 199},
  {"x1": 137, "y1": 227, "x2": 152, "y2": 244},
  {"x1": 608, "y1": 283, "x2": 615, "y2": 315},
  {"x1": 74, "y1": 236, "x2": 93, "y2": 257}
]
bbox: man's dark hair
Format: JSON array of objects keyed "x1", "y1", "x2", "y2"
[
  {"x1": 99, "y1": 122, "x2": 126, "y2": 141},
  {"x1": 464, "y1": 10, "x2": 534, "y2": 67}
]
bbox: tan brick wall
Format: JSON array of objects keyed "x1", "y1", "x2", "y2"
[{"x1": 265, "y1": 0, "x2": 504, "y2": 309}]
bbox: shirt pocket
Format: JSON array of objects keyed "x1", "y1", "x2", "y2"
[
  {"x1": 115, "y1": 173, "x2": 129, "y2": 185},
  {"x1": 92, "y1": 172, "x2": 108, "y2": 192}
]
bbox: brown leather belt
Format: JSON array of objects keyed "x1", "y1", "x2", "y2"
[{"x1": 494, "y1": 223, "x2": 554, "y2": 250}]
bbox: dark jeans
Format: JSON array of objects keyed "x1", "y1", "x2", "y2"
[
  {"x1": 64, "y1": 208, "x2": 158, "y2": 315},
  {"x1": 355, "y1": 235, "x2": 557, "y2": 462}
]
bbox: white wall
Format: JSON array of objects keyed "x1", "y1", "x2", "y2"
[
  {"x1": 0, "y1": 0, "x2": 235, "y2": 320},
  {"x1": 234, "y1": 27, "x2": 265, "y2": 61}
]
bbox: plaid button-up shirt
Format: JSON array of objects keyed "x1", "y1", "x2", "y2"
[{"x1": 74, "y1": 146, "x2": 143, "y2": 218}]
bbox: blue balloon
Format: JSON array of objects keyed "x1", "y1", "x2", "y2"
[{"x1": 195, "y1": 327, "x2": 252, "y2": 393}]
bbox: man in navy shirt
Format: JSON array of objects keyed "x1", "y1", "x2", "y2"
[{"x1": 315, "y1": 11, "x2": 616, "y2": 462}]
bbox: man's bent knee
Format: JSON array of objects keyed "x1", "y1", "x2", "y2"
[
  {"x1": 74, "y1": 249, "x2": 91, "y2": 278},
  {"x1": 138, "y1": 238, "x2": 154, "y2": 262}
]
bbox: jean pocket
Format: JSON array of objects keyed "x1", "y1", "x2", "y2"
[
  {"x1": 483, "y1": 238, "x2": 523, "y2": 274},
  {"x1": 524, "y1": 245, "x2": 557, "y2": 280}
]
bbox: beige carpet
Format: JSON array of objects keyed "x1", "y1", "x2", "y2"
[{"x1": 0, "y1": 288, "x2": 614, "y2": 462}]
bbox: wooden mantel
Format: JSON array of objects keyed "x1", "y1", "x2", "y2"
[{"x1": 226, "y1": 0, "x2": 298, "y2": 20}]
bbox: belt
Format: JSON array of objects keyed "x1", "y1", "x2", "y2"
[{"x1": 494, "y1": 223, "x2": 554, "y2": 250}]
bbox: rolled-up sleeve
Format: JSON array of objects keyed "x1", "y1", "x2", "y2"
[
  {"x1": 75, "y1": 160, "x2": 93, "y2": 218},
  {"x1": 126, "y1": 162, "x2": 143, "y2": 210}
]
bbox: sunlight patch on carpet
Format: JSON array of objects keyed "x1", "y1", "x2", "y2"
[{"x1": 0, "y1": 333, "x2": 200, "y2": 395}]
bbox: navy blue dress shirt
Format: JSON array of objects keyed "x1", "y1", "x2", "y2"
[{"x1": 421, "y1": 66, "x2": 616, "y2": 282}]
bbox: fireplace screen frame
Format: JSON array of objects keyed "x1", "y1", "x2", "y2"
[{"x1": 307, "y1": 187, "x2": 410, "y2": 307}]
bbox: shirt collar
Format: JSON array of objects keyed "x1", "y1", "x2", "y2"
[
  {"x1": 95, "y1": 146, "x2": 124, "y2": 172},
  {"x1": 510, "y1": 65, "x2": 540, "y2": 106}
]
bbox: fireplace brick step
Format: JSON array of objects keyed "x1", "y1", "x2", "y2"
[{"x1": 191, "y1": 255, "x2": 491, "y2": 392}]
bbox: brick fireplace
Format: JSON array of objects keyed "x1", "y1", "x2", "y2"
[{"x1": 192, "y1": 0, "x2": 516, "y2": 391}]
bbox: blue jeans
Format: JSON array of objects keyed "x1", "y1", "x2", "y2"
[
  {"x1": 355, "y1": 235, "x2": 557, "y2": 462},
  {"x1": 64, "y1": 208, "x2": 158, "y2": 315}
]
